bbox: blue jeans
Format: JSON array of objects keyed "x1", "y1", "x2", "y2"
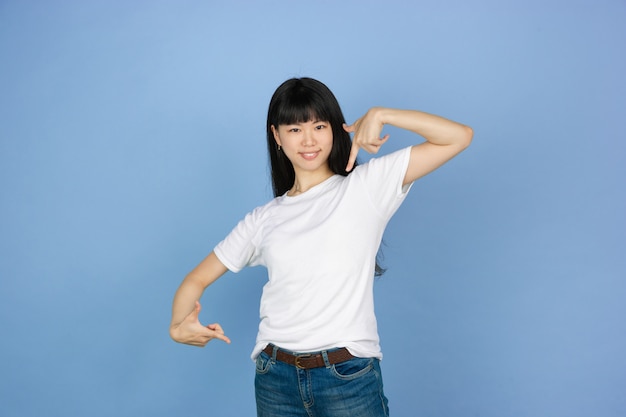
[{"x1": 255, "y1": 346, "x2": 389, "y2": 417}]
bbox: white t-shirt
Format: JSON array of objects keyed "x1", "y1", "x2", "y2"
[{"x1": 214, "y1": 146, "x2": 413, "y2": 360}]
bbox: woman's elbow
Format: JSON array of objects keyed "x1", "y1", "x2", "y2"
[{"x1": 460, "y1": 125, "x2": 473, "y2": 148}]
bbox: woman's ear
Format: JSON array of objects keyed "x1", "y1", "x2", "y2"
[{"x1": 271, "y1": 125, "x2": 281, "y2": 146}]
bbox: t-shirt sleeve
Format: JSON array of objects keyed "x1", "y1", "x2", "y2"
[
  {"x1": 353, "y1": 146, "x2": 413, "y2": 219},
  {"x1": 213, "y1": 207, "x2": 264, "y2": 273}
]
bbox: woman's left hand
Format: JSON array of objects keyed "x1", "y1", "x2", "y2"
[{"x1": 343, "y1": 107, "x2": 390, "y2": 172}]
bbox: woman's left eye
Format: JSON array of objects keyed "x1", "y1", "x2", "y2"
[{"x1": 315, "y1": 124, "x2": 326, "y2": 130}]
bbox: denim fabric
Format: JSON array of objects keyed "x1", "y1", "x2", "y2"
[{"x1": 255, "y1": 346, "x2": 389, "y2": 417}]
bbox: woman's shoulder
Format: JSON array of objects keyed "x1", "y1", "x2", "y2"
[{"x1": 248, "y1": 195, "x2": 282, "y2": 217}]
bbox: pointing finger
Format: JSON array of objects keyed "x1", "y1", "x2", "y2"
[
  {"x1": 207, "y1": 325, "x2": 231, "y2": 344},
  {"x1": 215, "y1": 334, "x2": 231, "y2": 344},
  {"x1": 207, "y1": 323, "x2": 231, "y2": 344},
  {"x1": 346, "y1": 141, "x2": 360, "y2": 172}
]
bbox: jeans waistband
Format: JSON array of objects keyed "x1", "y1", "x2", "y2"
[{"x1": 262, "y1": 344, "x2": 355, "y2": 369}]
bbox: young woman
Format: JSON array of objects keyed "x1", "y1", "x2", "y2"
[{"x1": 169, "y1": 77, "x2": 473, "y2": 416}]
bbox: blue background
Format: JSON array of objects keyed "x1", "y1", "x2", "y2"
[{"x1": 1, "y1": 1, "x2": 625, "y2": 416}]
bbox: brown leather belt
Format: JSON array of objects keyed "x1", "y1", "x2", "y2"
[{"x1": 262, "y1": 344, "x2": 354, "y2": 369}]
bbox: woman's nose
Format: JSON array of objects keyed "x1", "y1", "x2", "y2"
[{"x1": 302, "y1": 128, "x2": 315, "y2": 145}]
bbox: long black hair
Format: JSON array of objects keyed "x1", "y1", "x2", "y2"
[
  {"x1": 266, "y1": 77, "x2": 354, "y2": 197},
  {"x1": 265, "y1": 77, "x2": 386, "y2": 276}
]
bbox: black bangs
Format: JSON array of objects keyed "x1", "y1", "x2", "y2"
[{"x1": 271, "y1": 83, "x2": 331, "y2": 126}]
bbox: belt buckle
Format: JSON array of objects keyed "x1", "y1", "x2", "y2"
[{"x1": 294, "y1": 354, "x2": 312, "y2": 369}]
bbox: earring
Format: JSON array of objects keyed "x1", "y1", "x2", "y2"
[{"x1": 277, "y1": 144, "x2": 281, "y2": 151}]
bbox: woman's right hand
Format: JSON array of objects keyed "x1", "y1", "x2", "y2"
[{"x1": 169, "y1": 301, "x2": 231, "y2": 347}]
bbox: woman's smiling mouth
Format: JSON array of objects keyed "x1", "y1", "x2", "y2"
[{"x1": 299, "y1": 151, "x2": 320, "y2": 160}]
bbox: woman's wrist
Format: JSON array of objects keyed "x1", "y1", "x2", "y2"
[{"x1": 363, "y1": 106, "x2": 389, "y2": 131}]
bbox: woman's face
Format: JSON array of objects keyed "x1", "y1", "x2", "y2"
[{"x1": 272, "y1": 119, "x2": 334, "y2": 176}]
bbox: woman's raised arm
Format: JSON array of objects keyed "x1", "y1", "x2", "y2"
[{"x1": 344, "y1": 107, "x2": 473, "y2": 184}]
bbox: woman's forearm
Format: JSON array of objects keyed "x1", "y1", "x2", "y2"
[
  {"x1": 169, "y1": 251, "x2": 228, "y2": 336},
  {"x1": 170, "y1": 276, "x2": 206, "y2": 329},
  {"x1": 373, "y1": 107, "x2": 472, "y2": 147}
]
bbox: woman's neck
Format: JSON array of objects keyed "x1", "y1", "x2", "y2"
[{"x1": 288, "y1": 167, "x2": 334, "y2": 196}]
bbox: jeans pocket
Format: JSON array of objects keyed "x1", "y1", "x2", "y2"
[
  {"x1": 255, "y1": 351, "x2": 273, "y2": 375},
  {"x1": 331, "y1": 357, "x2": 374, "y2": 380}
]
